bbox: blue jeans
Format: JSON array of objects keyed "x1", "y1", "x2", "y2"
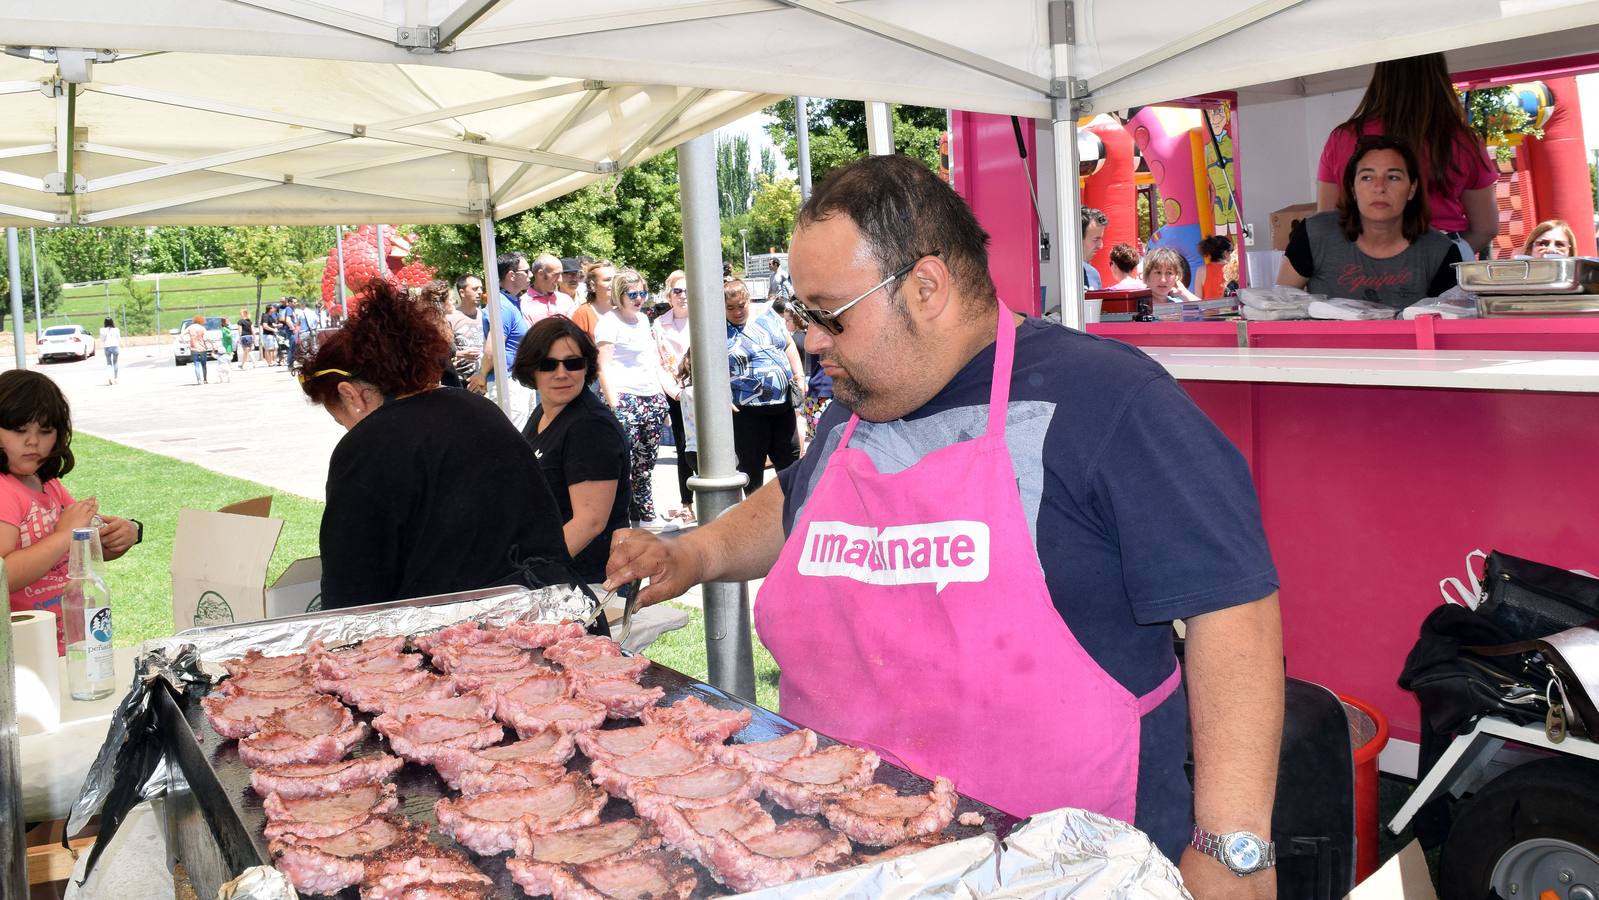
[
  {"x1": 190, "y1": 352, "x2": 207, "y2": 382},
  {"x1": 104, "y1": 347, "x2": 118, "y2": 377}
]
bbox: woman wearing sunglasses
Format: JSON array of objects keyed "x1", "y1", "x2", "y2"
[
  {"x1": 653, "y1": 270, "x2": 694, "y2": 524},
  {"x1": 513, "y1": 317, "x2": 630, "y2": 589},
  {"x1": 298, "y1": 279, "x2": 573, "y2": 611},
  {"x1": 725, "y1": 278, "x2": 805, "y2": 496},
  {"x1": 596, "y1": 267, "x2": 672, "y2": 527}
]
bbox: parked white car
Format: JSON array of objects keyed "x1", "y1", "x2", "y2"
[{"x1": 38, "y1": 325, "x2": 95, "y2": 362}]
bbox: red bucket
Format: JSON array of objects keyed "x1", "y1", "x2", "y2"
[{"x1": 1338, "y1": 694, "x2": 1391, "y2": 882}]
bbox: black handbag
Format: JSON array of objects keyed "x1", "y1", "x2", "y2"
[
  {"x1": 1463, "y1": 622, "x2": 1599, "y2": 742},
  {"x1": 1477, "y1": 549, "x2": 1599, "y2": 639}
]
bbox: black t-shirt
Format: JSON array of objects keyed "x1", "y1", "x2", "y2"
[
  {"x1": 320, "y1": 387, "x2": 574, "y2": 609},
  {"x1": 238, "y1": 317, "x2": 253, "y2": 336},
  {"x1": 259, "y1": 312, "x2": 278, "y2": 335},
  {"x1": 521, "y1": 390, "x2": 630, "y2": 583}
]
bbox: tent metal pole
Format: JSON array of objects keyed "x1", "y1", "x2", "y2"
[
  {"x1": 7, "y1": 229, "x2": 25, "y2": 368},
  {"x1": 865, "y1": 102, "x2": 893, "y2": 156},
  {"x1": 335, "y1": 224, "x2": 348, "y2": 318},
  {"x1": 679, "y1": 133, "x2": 755, "y2": 701},
  {"x1": 1084, "y1": 0, "x2": 1307, "y2": 98},
  {"x1": 478, "y1": 214, "x2": 511, "y2": 417},
  {"x1": 795, "y1": 97, "x2": 813, "y2": 201},
  {"x1": 0, "y1": 556, "x2": 26, "y2": 892},
  {"x1": 1052, "y1": 40, "x2": 1085, "y2": 329},
  {"x1": 28, "y1": 229, "x2": 41, "y2": 341}
]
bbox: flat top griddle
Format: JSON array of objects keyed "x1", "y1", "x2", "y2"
[{"x1": 172, "y1": 652, "x2": 1019, "y2": 898}]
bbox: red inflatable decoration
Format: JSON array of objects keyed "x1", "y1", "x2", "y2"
[{"x1": 321, "y1": 225, "x2": 437, "y2": 315}]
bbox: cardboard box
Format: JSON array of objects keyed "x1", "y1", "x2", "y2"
[
  {"x1": 1343, "y1": 840, "x2": 1438, "y2": 900},
  {"x1": 1270, "y1": 202, "x2": 1318, "y2": 251},
  {"x1": 170, "y1": 496, "x2": 324, "y2": 630}
]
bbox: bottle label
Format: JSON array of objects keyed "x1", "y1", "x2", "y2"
[{"x1": 85, "y1": 607, "x2": 113, "y2": 682}]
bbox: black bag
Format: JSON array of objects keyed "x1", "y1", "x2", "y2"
[
  {"x1": 1477, "y1": 549, "x2": 1599, "y2": 638},
  {"x1": 1463, "y1": 622, "x2": 1599, "y2": 741}
]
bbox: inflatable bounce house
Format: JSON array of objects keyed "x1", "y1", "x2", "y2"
[{"x1": 1080, "y1": 102, "x2": 1242, "y2": 294}]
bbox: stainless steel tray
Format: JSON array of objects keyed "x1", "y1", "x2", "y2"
[
  {"x1": 1477, "y1": 293, "x2": 1599, "y2": 317},
  {"x1": 1455, "y1": 258, "x2": 1599, "y2": 294}
]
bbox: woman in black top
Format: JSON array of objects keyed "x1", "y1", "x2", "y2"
[
  {"x1": 513, "y1": 317, "x2": 630, "y2": 587},
  {"x1": 298, "y1": 279, "x2": 575, "y2": 610}
]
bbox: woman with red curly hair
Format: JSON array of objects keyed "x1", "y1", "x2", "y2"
[{"x1": 299, "y1": 279, "x2": 574, "y2": 610}]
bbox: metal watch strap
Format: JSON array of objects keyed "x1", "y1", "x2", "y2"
[{"x1": 1191, "y1": 825, "x2": 1276, "y2": 874}]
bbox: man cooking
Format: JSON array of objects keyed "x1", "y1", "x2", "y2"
[{"x1": 605, "y1": 154, "x2": 1283, "y2": 898}]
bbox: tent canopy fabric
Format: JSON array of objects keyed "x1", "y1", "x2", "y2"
[{"x1": 0, "y1": 0, "x2": 1595, "y2": 227}]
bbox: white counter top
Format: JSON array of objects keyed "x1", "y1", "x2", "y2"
[{"x1": 1145, "y1": 346, "x2": 1599, "y2": 393}]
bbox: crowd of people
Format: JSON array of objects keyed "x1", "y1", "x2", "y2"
[{"x1": 400, "y1": 250, "x2": 829, "y2": 536}]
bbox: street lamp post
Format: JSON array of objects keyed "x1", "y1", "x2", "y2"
[{"x1": 738, "y1": 228, "x2": 749, "y2": 275}]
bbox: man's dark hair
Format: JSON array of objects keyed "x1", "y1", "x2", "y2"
[
  {"x1": 454, "y1": 272, "x2": 482, "y2": 292},
  {"x1": 496, "y1": 251, "x2": 527, "y2": 283},
  {"x1": 798, "y1": 154, "x2": 995, "y2": 308},
  {"x1": 512, "y1": 316, "x2": 599, "y2": 389},
  {"x1": 0, "y1": 370, "x2": 75, "y2": 481},
  {"x1": 1081, "y1": 207, "x2": 1108, "y2": 238},
  {"x1": 1338, "y1": 134, "x2": 1431, "y2": 243}
]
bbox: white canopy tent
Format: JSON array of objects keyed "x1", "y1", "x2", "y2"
[{"x1": 3, "y1": 0, "x2": 1593, "y2": 319}]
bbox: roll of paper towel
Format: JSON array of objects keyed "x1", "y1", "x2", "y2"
[{"x1": 12, "y1": 609, "x2": 61, "y2": 735}]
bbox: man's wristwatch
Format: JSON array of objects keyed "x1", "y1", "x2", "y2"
[{"x1": 1191, "y1": 826, "x2": 1275, "y2": 876}]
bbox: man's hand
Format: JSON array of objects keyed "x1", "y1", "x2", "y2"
[
  {"x1": 466, "y1": 373, "x2": 487, "y2": 395},
  {"x1": 603, "y1": 529, "x2": 705, "y2": 606},
  {"x1": 1179, "y1": 847, "x2": 1275, "y2": 900},
  {"x1": 97, "y1": 515, "x2": 139, "y2": 557}
]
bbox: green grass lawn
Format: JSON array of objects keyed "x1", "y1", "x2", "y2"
[
  {"x1": 643, "y1": 602, "x2": 781, "y2": 711},
  {"x1": 65, "y1": 433, "x2": 324, "y2": 646},
  {"x1": 59, "y1": 434, "x2": 781, "y2": 712},
  {"x1": 55, "y1": 272, "x2": 296, "y2": 336}
]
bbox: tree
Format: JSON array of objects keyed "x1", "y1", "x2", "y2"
[
  {"x1": 412, "y1": 149, "x2": 685, "y2": 289},
  {"x1": 0, "y1": 253, "x2": 64, "y2": 328},
  {"x1": 38, "y1": 226, "x2": 146, "y2": 282},
  {"x1": 224, "y1": 227, "x2": 293, "y2": 321},
  {"x1": 763, "y1": 98, "x2": 946, "y2": 186},
  {"x1": 747, "y1": 175, "x2": 801, "y2": 255},
  {"x1": 717, "y1": 134, "x2": 756, "y2": 218},
  {"x1": 144, "y1": 226, "x2": 234, "y2": 273},
  {"x1": 285, "y1": 259, "x2": 324, "y2": 301},
  {"x1": 282, "y1": 226, "x2": 336, "y2": 264},
  {"x1": 119, "y1": 274, "x2": 157, "y2": 335}
]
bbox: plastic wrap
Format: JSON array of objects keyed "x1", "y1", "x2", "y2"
[
  {"x1": 991, "y1": 808, "x2": 1191, "y2": 898},
  {"x1": 740, "y1": 834, "x2": 1001, "y2": 899}
]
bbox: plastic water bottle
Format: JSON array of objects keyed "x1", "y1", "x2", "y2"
[{"x1": 64, "y1": 527, "x2": 114, "y2": 700}]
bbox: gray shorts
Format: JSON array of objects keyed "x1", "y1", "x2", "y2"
[{"x1": 262, "y1": 335, "x2": 278, "y2": 351}]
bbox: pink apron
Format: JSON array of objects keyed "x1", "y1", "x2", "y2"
[{"x1": 754, "y1": 315, "x2": 1180, "y2": 822}]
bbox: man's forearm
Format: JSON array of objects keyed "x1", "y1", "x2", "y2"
[
  {"x1": 1184, "y1": 593, "x2": 1284, "y2": 836},
  {"x1": 686, "y1": 479, "x2": 788, "y2": 583}
]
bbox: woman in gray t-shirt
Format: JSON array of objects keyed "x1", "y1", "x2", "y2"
[{"x1": 1279, "y1": 134, "x2": 1462, "y2": 310}]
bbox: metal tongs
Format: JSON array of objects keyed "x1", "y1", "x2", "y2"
[{"x1": 599, "y1": 578, "x2": 644, "y2": 647}]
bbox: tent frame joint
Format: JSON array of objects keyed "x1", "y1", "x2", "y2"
[
  {"x1": 597, "y1": 160, "x2": 621, "y2": 175},
  {"x1": 1048, "y1": 0, "x2": 1076, "y2": 45},
  {"x1": 1051, "y1": 78, "x2": 1091, "y2": 116},
  {"x1": 395, "y1": 25, "x2": 440, "y2": 50}
]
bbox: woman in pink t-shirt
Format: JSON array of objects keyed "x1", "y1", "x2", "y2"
[
  {"x1": 1316, "y1": 54, "x2": 1498, "y2": 257},
  {"x1": 0, "y1": 372, "x2": 139, "y2": 649}
]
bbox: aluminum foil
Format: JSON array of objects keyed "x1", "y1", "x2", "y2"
[
  {"x1": 141, "y1": 584, "x2": 595, "y2": 667},
  {"x1": 988, "y1": 808, "x2": 1191, "y2": 898},
  {"x1": 215, "y1": 865, "x2": 297, "y2": 900},
  {"x1": 739, "y1": 834, "x2": 1001, "y2": 899}
]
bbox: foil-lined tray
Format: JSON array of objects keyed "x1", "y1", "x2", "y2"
[{"x1": 148, "y1": 584, "x2": 1188, "y2": 898}]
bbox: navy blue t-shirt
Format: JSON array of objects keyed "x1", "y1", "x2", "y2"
[{"x1": 776, "y1": 316, "x2": 1279, "y2": 861}]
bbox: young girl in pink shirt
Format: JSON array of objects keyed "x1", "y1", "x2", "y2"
[{"x1": 0, "y1": 371, "x2": 138, "y2": 650}]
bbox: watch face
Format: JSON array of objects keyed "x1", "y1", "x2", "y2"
[{"x1": 1224, "y1": 834, "x2": 1263, "y2": 871}]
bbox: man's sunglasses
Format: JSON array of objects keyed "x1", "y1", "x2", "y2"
[
  {"x1": 536, "y1": 356, "x2": 588, "y2": 373},
  {"x1": 790, "y1": 251, "x2": 940, "y2": 335}
]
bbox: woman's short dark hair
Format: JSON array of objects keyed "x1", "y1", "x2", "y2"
[
  {"x1": 0, "y1": 370, "x2": 74, "y2": 480},
  {"x1": 298, "y1": 278, "x2": 452, "y2": 407},
  {"x1": 798, "y1": 154, "x2": 996, "y2": 311},
  {"x1": 1339, "y1": 134, "x2": 1431, "y2": 243},
  {"x1": 1108, "y1": 243, "x2": 1140, "y2": 274},
  {"x1": 512, "y1": 316, "x2": 599, "y2": 389},
  {"x1": 1197, "y1": 235, "x2": 1233, "y2": 262}
]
